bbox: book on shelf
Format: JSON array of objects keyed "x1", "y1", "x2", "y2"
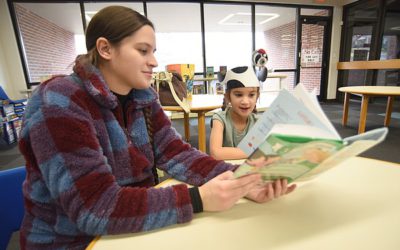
[
  {"x1": 206, "y1": 66, "x2": 214, "y2": 79},
  {"x1": 233, "y1": 83, "x2": 388, "y2": 183}
]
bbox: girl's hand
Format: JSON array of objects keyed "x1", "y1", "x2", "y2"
[
  {"x1": 245, "y1": 179, "x2": 296, "y2": 203},
  {"x1": 199, "y1": 171, "x2": 262, "y2": 212}
]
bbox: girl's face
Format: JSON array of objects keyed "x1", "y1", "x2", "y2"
[
  {"x1": 106, "y1": 25, "x2": 158, "y2": 94},
  {"x1": 227, "y1": 87, "x2": 259, "y2": 119}
]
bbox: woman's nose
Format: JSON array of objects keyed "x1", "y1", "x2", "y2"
[{"x1": 149, "y1": 53, "x2": 158, "y2": 67}]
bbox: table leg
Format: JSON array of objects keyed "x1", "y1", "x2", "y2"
[
  {"x1": 384, "y1": 96, "x2": 394, "y2": 127},
  {"x1": 342, "y1": 92, "x2": 350, "y2": 126},
  {"x1": 358, "y1": 95, "x2": 369, "y2": 134},
  {"x1": 184, "y1": 112, "x2": 190, "y2": 142},
  {"x1": 197, "y1": 111, "x2": 206, "y2": 152}
]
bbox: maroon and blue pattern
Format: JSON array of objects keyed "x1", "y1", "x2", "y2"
[{"x1": 18, "y1": 57, "x2": 235, "y2": 249}]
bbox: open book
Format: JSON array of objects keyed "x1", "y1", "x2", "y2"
[{"x1": 233, "y1": 83, "x2": 388, "y2": 183}]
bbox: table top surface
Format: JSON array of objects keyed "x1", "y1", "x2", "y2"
[
  {"x1": 162, "y1": 92, "x2": 278, "y2": 112},
  {"x1": 162, "y1": 94, "x2": 223, "y2": 112},
  {"x1": 338, "y1": 86, "x2": 400, "y2": 95},
  {"x1": 19, "y1": 89, "x2": 34, "y2": 93},
  {"x1": 89, "y1": 157, "x2": 400, "y2": 250},
  {"x1": 266, "y1": 72, "x2": 288, "y2": 78}
]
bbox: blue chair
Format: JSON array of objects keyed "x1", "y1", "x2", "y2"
[
  {"x1": 0, "y1": 167, "x2": 26, "y2": 250},
  {"x1": 0, "y1": 86, "x2": 27, "y2": 120},
  {"x1": 0, "y1": 86, "x2": 27, "y2": 105}
]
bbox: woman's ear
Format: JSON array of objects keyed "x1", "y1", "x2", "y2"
[{"x1": 96, "y1": 37, "x2": 112, "y2": 60}]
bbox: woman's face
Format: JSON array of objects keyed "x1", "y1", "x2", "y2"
[{"x1": 106, "y1": 25, "x2": 158, "y2": 94}]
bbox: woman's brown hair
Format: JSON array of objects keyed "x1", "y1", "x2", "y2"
[{"x1": 85, "y1": 6, "x2": 154, "y2": 66}]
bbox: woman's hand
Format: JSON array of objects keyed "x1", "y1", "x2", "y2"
[
  {"x1": 199, "y1": 171, "x2": 262, "y2": 212},
  {"x1": 246, "y1": 179, "x2": 296, "y2": 203}
]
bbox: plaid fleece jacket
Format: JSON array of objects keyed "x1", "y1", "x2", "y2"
[{"x1": 18, "y1": 57, "x2": 235, "y2": 249}]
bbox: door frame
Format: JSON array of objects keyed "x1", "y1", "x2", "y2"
[{"x1": 296, "y1": 15, "x2": 332, "y2": 101}]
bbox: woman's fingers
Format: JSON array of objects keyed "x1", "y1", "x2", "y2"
[
  {"x1": 234, "y1": 173, "x2": 262, "y2": 189},
  {"x1": 200, "y1": 171, "x2": 263, "y2": 212},
  {"x1": 273, "y1": 179, "x2": 282, "y2": 198}
]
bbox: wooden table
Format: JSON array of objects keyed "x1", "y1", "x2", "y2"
[
  {"x1": 163, "y1": 94, "x2": 223, "y2": 152},
  {"x1": 338, "y1": 86, "x2": 400, "y2": 133},
  {"x1": 261, "y1": 73, "x2": 288, "y2": 92},
  {"x1": 88, "y1": 157, "x2": 400, "y2": 250}
]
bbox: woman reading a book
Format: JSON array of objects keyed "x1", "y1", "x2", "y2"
[
  {"x1": 18, "y1": 6, "x2": 296, "y2": 249},
  {"x1": 210, "y1": 66, "x2": 260, "y2": 160}
]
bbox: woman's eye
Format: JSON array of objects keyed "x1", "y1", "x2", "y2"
[{"x1": 138, "y1": 49, "x2": 147, "y2": 54}]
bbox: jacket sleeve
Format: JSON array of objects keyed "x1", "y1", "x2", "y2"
[
  {"x1": 149, "y1": 101, "x2": 236, "y2": 186},
  {"x1": 19, "y1": 85, "x2": 194, "y2": 236}
]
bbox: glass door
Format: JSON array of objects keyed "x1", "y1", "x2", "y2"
[
  {"x1": 339, "y1": 0, "x2": 379, "y2": 90},
  {"x1": 298, "y1": 16, "x2": 330, "y2": 100}
]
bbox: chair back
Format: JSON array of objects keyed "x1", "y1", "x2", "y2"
[
  {"x1": 0, "y1": 167, "x2": 26, "y2": 250},
  {"x1": 0, "y1": 85, "x2": 10, "y2": 100}
]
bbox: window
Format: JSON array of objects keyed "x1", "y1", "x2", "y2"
[
  {"x1": 204, "y1": 3, "x2": 252, "y2": 72},
  {"x1": 377, "y1": 0, "x2": 400, "y2": 86},
  {"x1": 255, "y1": 5, "x2": 296, "y2": 70},
  {"x1": 255, "y1": 5, "x2": 297, "y2": 90},
  {"x1": 341, "y1": 0, "x2": 379, "y2": 87},
  {"x1": 82, "y1": 2, "x2": 144, "y2": 54},
  {"x1": 146, "y1": 3, "x2": 202, "y2": 73},
  {"x1": 14, "y1": 2, "x2": 82, "y2": 84}
]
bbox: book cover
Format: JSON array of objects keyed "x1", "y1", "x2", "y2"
[
  {"x1": 206, "y1": 66, "x2": 214, "y2": 79},
  {"x1": 166, "y1": 64, "x2": 195, "y2": 83},
  {"x1": 233, "y1": 83, "x2": 388, "y2": 183}
]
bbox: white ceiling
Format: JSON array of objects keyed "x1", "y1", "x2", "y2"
[{"x1": 15, "y1": 2, "x2": 323, "y2": 34}]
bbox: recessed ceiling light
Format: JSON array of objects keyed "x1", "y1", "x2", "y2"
[
  {"x1": 218, "y1": 12, "x2": 280, "y2": 26},
  {"x1": 85, "y1": 10, "x2": 145, "y2": 22}
]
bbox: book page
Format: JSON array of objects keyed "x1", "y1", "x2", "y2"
[
  {"x1": 234, "y1": 135, "x2": 344, "y2": 183},
  {"x1": 269, "y1": 124, "x2": 340, "y2": 140},
  {"x1": 298, "y1": 127, "x2": 389, "y2": 181},
  {"x1": 238, "y1": 87, "x2": 338, "y2": 156},
  {"x1": 292, "y1": 84, "x2": 340, "y2": 139},
  {"x1": 234, "y1": 127, "x2": 388, "y2": 183}
]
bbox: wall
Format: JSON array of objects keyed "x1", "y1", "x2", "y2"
[
  {"x1": 0, "y1": 0, "x2": 26, "y2": 99},
  {"x1": 14, "y1": 4, "x2": 76, "y2": 83}
]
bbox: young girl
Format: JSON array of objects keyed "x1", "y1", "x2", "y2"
[
  {"x1": 18, "y1": 7, "x2": 295, "y2": 249},
  {"x1": 210, "y1": 66, "x2": 260, "y2": 160}
]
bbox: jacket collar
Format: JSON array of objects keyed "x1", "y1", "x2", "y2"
[{"x1": 73, "y1": 55, "x2": 157, "y2": 110}]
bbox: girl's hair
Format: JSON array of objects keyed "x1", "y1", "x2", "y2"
[
  {"x1": 85, "y1": 6, "x2": 154, "y2": 66},
  {"x1": 222, "y1": 88, "x2": 260, "y2": 113}
]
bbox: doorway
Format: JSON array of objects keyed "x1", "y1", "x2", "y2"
[{"x1": 297, "y1": 16, "x2": 331, "y2": 100}]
